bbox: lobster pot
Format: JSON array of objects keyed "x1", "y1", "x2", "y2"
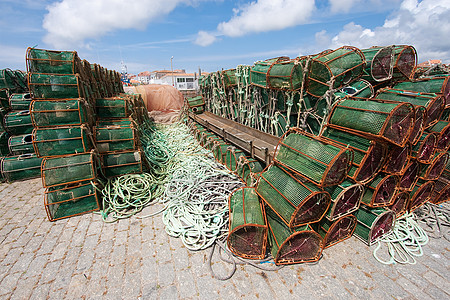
[
  {"x1": 250, "y1": 57, "x2": 289, "y2": 88},
  {"x1": 314, "y1": 215, "x2": 357, "y2": 249},
  {"x1": 427, "y1": 121, "x2": 450, "y2": 152},
  {"x1": 225, "y1": 147, "x2": 247, "y2": 172},
  {"x1": 420, "y1": 152, "x2": 449, "y2": 181},
  {"x1": 274, "y1": 128, "x2": 353, "y2": 187},
  {"x1": 411, "y1": 132, "x2": 437, "y2": 164},
  {"x1": 334, "y1": 79, "x2": 374, "y2": 100},
  {"x1": 101, "y1": 150, "x2": 143, "y2": 178},
  {"x1": 394, "y1": 76, "x2": 450, "y2": 108},
  {"x1": 266, "y1": 206, "x2": 323, "y2": 265},
  {"x1": 187, "y1": 96, "x2": 205, "y2": 114},
  {"x1": 375, "y1": 88, "x2": 444, "y2": 128},
  {"x1": 199, "y1": 131, "x2": 216, "y2": 147},
  {"x1": 213, "y1": 142, "x2": 230, "y2": 164},
  {"x1": 44, "y1": 180, "x2": 101, "y2": 222},
  {"x1": 256, "y1": 165, "x2": 331, "y2": 228},
  {"x1": 328, "y1": 98, "x2": 414, "y2": 146},
  {"x1": 1, "y1": 154, "x2": 43, "y2": 182},
  {"x1": 307, "y1": 46, "x2": 365, "y2": 98},
  {"x1": 33, "y1": 126, "x2": 93, "y2": 157},
  {"x1": 30, "y1": 99, "x2": 94, "y2": 128},
  {"x1": 204, "y1": 135, "x2": 224, "y2": 152},
  {"x1": 0, "y1": 88, "x2": 11, "y2": 109},
  {"x1": 95, "y1": 97, "x2": 132, "y2": 119},
  {"x1": 409, "y1": 180, "x2": 435, "y2": 212},
  {"x1": 227, "y1": 187, "x2": 267, "y2": 259},
  {"x1": 266, "y1": 58, "x2": 305, "y2": 91},
  {"x1": 391, "y1": 45, "x2": 417, "y2": 81},
  {"x1": 28, "y1": 73, "x2": 90, "y2": 100},
  {"x1": 431, "y1": 178, "x2": 450, "y2": 204},
  {"x1": 222, "y1": 69, "x2": 237, "y2": 88},
  {"x1": 0, "y1": 130, "x2": 10, "y2": 156},
  {"x1": 361, "y1": 173, "x2": 399, "y2": 207},
  {"x1": 409, "y1": 106, "x2": 427, "y2": 145},
  {"x1": 4, "y1": 110, "x2": 33, "y2": 135},
  {"x1": 361, "y1": 46, "x2": 394, "y2": 83},
  {"x1": 389, "y1": 191, "x2": 410, "y2": 218},
  {"x1": 324, "y1": 180, "x2": 363, "y2": 221},
  {"x1": 41, "y1": 151, "x2": 98, "y2": 188},
  {"x1": 354, "y1": 206, "x2": 395, "y2": 246},
  {"x1": 95, "y1": 124, "x2": 137, "y2": 153},
  {"x1": 26, "y1": 48, "x2": 82, "y2": 75},
  {"x1": 9, "y1": 93, "x2": 32, "y2": 110},
  {"x1": 383, "y1": 144, "x2": 411, "y2": 175},
  {"x1": 96, "y1": 118, "x2": 133, "y2": 128},
  {"x1": 398, "y1": 160, "x2": 420, "y2": 191},
  {"x1": 321, "y1": 127, "x2": 387, "y2": 184},
  {"x1": 0, "y1": 69, "x2": 27, "y2": 93},
  {"x1": 236, "y1": 157, "x2": 265, "y2": 186},
  {"x1": 8, "y1": 134, "x2": 34, "y2": 155}
]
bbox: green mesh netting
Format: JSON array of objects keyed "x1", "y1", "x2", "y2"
[
  {"x1": 0, "y1": 89, "x2": 11, "y2": 109},
  {"x1": 324, "y1": 180, "x2": 363, "y2": 221},
  {"x1": 101, "y1": 150, "x2": 143, "y2": 178},
  {"x1": 394, "y1": 76, "x2": 450, "y2": 107},
  {"x1": 315, "y1": 215, "x2": 357, "y2": 248},
  {"x1": 0, "y1": 69, "x2": 27, "y2": 93},
  {"x1": 33, "y1": 126, "x2": 93, "y2": 157},
  {"x1": 28, "y1": 73, "x2": 88, "y2": 100},
  {"x1": 4, "y1": 110, "x2": 33, "y2": 135},
  {"x1": 96, "y1": 98, "x2": 132, "y2": 119},
  {"x1": 187, "y1": 96, "x2": 204, "y2": 108},
  {"x1": 409, "y1": 106, "x2": 426, "y2": 145},
  {"x1": 354, "y1": 206, "x2": 395, "y2": 245},
  {"x1": 10, "y1": 93, "x2": 32, "y2": 111},
  {"x1": 334, "y1": 79, "x2": 374, "y2": 100},
  {"x1": 222, "y1": 69, "x2": 237, "y2": 88},
  {"x1": 1, "y1": 154, "x2": 43, "y2": 182},
  {"x1": 361, "y1": 46, "x2": 394, "y2": 82},
  {"x1": 360, "y1": 173, "x2": 398, "y2": 207},
  {"x1": 409, "y1": 180, "x2": 435, "y2": 211},
  {"x1": 392, "y1": 45, "x2": 417, "y2": 81},
  {"x1": 250, "y1": 57, "x2": 289, "y2": 88},
  {"x1": 225, "y1": 148, "x2": 246, "y2": 172},
  {"x1": 26, "y1": 48, "x2": 81, "y2": 75},
  {"x1": 267, "y1": 59, "x2": 304, "y2": 91},
  {"x1": 30, "y1": 99, "x2": 93, "y2": 127},
  {"x1": 0, "y1": 130, "x2": 10, "y2": 156},
  {"x1": 8, "y1": 134, "x2": 34, "y2": 155},
  {"x1": 95, "y1": 125, "x2": 136, "y2": 153},
  {"x1": 236, "y1": 157, "x2": 264, "y2": 186},
  {"x1": 428, "y1": 120, "x2": 450, "y2": 151}
]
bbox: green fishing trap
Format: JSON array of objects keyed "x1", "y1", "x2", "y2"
[
  {"x1": 354, "y1": 206, "x2": 396, "y2": 246},
  {"x1": 411, "y1": 132, "x2": 437, "y2": 164},
  {"x1": 1, "y1": 154, "x2": 43, "y2": 182},
  {"x1": 0, "y1": 88, "x2": 11, "y2": 109},
  {"x1": 227, "y1": 187, "x2": 267, "y2": 260},
  {"x1": 360, "y1": 173, "x2": 399, "y2": 207},
  {"x1": 250, "y1": 57, "x2": 290, "y2": 88},
  {"x1": 324, "y1": 180, "x2": 363, "y2": 221},
  {"x1": 256, "y1": 164, "x2": 331, "y2": 228},
  {"x1": 427, "y1": 120, "x2": 450, "y2": 152},
  {"x1": 0, "y1": 69, "x2": 27, "y2": 93},
  {"x1": 186, "y1": 96, "x2": 205, "y2": 114},
  {"x1": 26, "y1": 48, "x2": 83, "y2": 75},
  {"x1": 430, "y1": 178, "x2": 450, "y2": 205},
  {"x1": 382, "y1": 144, "x2": 411, "y2": 176},
  {"x1": 8, "y1": 134, "x2": 34, "y2": 155},
  {"x1": 30, "y1": 99, "x2": 94, "y2": 128},
  {"x1": 394, "y1": 76, "x2": 450, "y2": 107},
  {"x1": 409, "y1": 179, "x2": 435, "y2": 212},
  {"x1": 95, "y1": 97, "x2": 132, "y2": 119},
  {"x1": 0, "y1": 130, "x2": 10, "y2": 156},
  {"x1": 221, "y1": 69, "x2": 237, "y2": 88},
  {"x1": 28, "y1": 73, "x2": 92, "y2": 101},
  {"x1": 313, "y1": 215, "x2": 357, "y2": 249},
  {"x1": 334, "y1": 79, "x2": 374, "y2": 100},
  {"x1": 266, "y1": 206, "x2": 323, "y2": 265},
  {"x1": 392, "y1": 45, "x2": 417, "y2": 81},
  {"x1": 408, "y1": 106, "x2": 427, "y2": 145},
  {"x1": 398, "y1": 160, "x2": 420, "y2": 191},
  {"x1": 360, "y1": 46, "x2": 394, "y2": 83},
  {"x1": 274, "y1": 128, "x2": 353, "y2": 187},
  {"x1": 225, "y1": 147, "x2": 247, "y2": 172},
  {"x1": 3, "y1": 110, "x2": 33, "y2": 135},
  {"x1": 33, "y1": 126, "x2": 94, "y2": 157},
  {"x1": 235, "y1": 157, "x2": 265, "y2": 186},
  {"x1": 9, "y1": 93, "x2": 32, "y2": 111},
  {"x1": 44, "y1": 180, "x2": 102, "y2": 222},
  {"x1": 419, "y1": 152, "x2": 449, "y2": 181},
  {"x1": 95, "y1": 123, "x2": 137, "y2": 153},
  {"x1": 101, "y1": 150, "x2": 143, "y2": 178},
  {"x1": 389, "y1": 191, "x2": 410, "y2": 218}
]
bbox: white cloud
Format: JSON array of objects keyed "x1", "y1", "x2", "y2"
[
  {"x1": 43, "y1": 0, "x2": 198, "y2": 48},
  {"x1": 324, "y1": 0, "x2": 450, "y2": 62},
  {"x1": 194, "y1": 31, "x2": 218, "y2": 46}
]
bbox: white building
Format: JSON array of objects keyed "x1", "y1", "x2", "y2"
[{"x1": 159, "y1": 73, "x2": 199, "y2": 90}]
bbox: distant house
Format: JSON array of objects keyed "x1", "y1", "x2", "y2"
[
  {"x1": 159, "y1": 73, "x2": 199, "y2": 90},
  {"x1": 417, "y1": 60, "x2": 442, "y2": 67}
]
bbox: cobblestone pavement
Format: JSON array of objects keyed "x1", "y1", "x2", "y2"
[{"x1": 0, "y1": 178, "x2": 449, "y2": 299}]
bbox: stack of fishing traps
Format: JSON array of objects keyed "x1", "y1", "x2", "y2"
[{"x1": 192, "y1": 44, "x2": 450, "y2": 265}]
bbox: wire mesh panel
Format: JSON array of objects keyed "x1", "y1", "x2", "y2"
[
  {"x1": 267, "y1": 58, "x2": 305, "y2": 91},
  {"x1": 225, "y1": 147, "x2": 247, "y2": 172},
  {"x1": 388, "y1": 190, "x2": 410, "y2": 218},
  {"x1": 9, "y1": 93, "x2": 32, "y2": 110},
  {"x1": 8, "y1": 134, "x2": 34, "y2": 155},
  {"x1": 95, "y1": 97, "x2": 132, "y2": 119},
  {"x1": 0, "y1": 69, "x2": 27, "y2": 93},
  {"x1": 360, "y1": 173, "x2": 399, "y2": 207},
  {"x1": 28, "y1": 73, "x2": 90, "y2": 100},
  {"x1": 3, "y1": 110, "x2": 33, "y2": 135},
  {"x1": 315, "y1": 215, "x2": 357, "y2": 249},
  {"x1": 266, "y1": 206, "x2": 323, "y2": 265},
  {"x1": 375, "y1": 88, "x2": 444, "y2": 129},
  {"x1": 42, "y1": 151, "x2": 98, "y2": 188},
  {"x1": 236, "y1": 157, "x2": 265, "y2": 186},
  {"x1": 409, "y1": 180, "x2": 435, "y2": 212},
  {"x1": 30, "y1": 99, "x2": 94, "y2": 128},
  {"x1": 0, "y1": 88, "x2": 11, "y2": 109},
  {"x1": 382, "y1": 144, "x2": 411, "y2": 175},
  {"x1": 427, "y1": 120, "x2": 450, "y2": 152},
  {"x1": 95, "y1": 123, "x2": 137, "y2": 153},
  {"x1": 33, "y1": 126, "x2": 93, "y2": 157},
  {"x1": 392, "y1": 45, "x2": 417, "y2": 81},
  {"x1": 328, "y1": 98, "x2": 414, "y2": 146},
  {"x1": 0, "y1": 130, "x2": 10, "y2": 156},
  {"x1": 419, "y1": 152, "x2": 449, "y2": 181},
  {"x1": 187, "y1": 96, "x2": 205, "y2": 114},
  {"x1": 354, "y1": 206, "x2": 395, "y2": 246},
  {"x1": 256, "y1": 164, "x2": 331, "y2": 228},
  {"x1": 409, "y1": 106, "x2": 427, "y2": 145},
  {"x1": 398, "y1": 160, "x2": 420, "y2": 191},
  {"x1": 274, "y1": 128, "x2": 353, "y2": 187},
  {"x1": 227, "y1": 187, "x2": 267, "y2": 259},
  {"x1": 307, "y1": 46, "x2": 365, "y2": 98},
  {"x1": 394, "y1": 76, "x2": 450, "y2": 108},
  {"x1": 101, "y1": 150, "x2": 143, "y2": 178},
  {"x1": 430, "y1": 178, "x2": 450, "y2": 204},
  {"x1": 361, "y1": 46, "x2": 394, "y2": 82},
  {"x1": 1, "y1": 154, "x2": 43, "y2": 182},
  {"x1": 334, "y1": 79, "x2": 374, "y2": 100},
  {"x1": 45, "y1": 180, "x2": 101, "y2": 222},
  {"x1": 222, "y1": 69, "x2": 237, "y2": 88},
  {"x1": 411, "y1": 132, "x2": 437, "y2": 163},
  {"x1": 250, "y1": 57, "x2": 290, "y2": 88},
  {"x1": 321, "y1": 126, "x2": 387, "y2": 184},
  {"x1": 324, "y1": 180, "x2": 363, "y2": 221},
  {"x1": 26, "y1": 48, "x2": 82, "y2": 75}
]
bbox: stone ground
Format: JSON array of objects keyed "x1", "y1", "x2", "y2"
[{"x1": 0, "y1": 178, "x2": 449, "y2": 300}]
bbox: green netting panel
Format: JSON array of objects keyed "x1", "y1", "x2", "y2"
[
  {"x1": 95, "y1": 124, "x2": 137, "y2": 153},
  {"x1": 250, "y1": 57, "x2": 289, "y2": 88},
  {"x1": 225, "y1": 147, "x2": 246, "y2": 172},
  {"x1": 354, "y1": 206, "x2": 395, "y2": 245},
  {"x1": 267, "y1": 59, "x2": 304, "y2": 91},
  {"x1": 1, "y1": 154, "x2": 43, "y2": 182},
  {"x1": 42, "y1": 151, "x2": 98, "y2": 188},
  {"x1": 274, "y1": 128, "x2": 353, "y2": 187},
  {"x1": 101, "y1": 150, "x2": 143, "y2": 178},
  {"x1": 0, "y1": 69, "x2": 27, "y2": 93},
  {"x1": 28, "y1": 73, "x2": 89, "y2": 100},
  {"x1": 256, "y1": 165, "x2": 331, "y2": 228},
  {"x1": 360, "y1": 173, "x2": 399, "y2": 207},
  {"x1": 4, "y1": 110, "x2": 33, "y2": 135},
  {"x1": 411, "y1": 132, "x2": 437, "y2": 163},
  {"x1": 376, "y1": 88, "x2": 444, "y2": 128},
  {"x1": 307, "y1": 46, "x2": 365, "y2": 98},
  {"x1": 30, "y1": 99, "x2": 94, "y2": 128},
  {"x1": 324, "y1": 180, "x2": 363, "y2": 221},
  {"x1": 187, "y1": 96, "x2": 204, "y2": 108},
  {"x1": 361, "y1": 46, "x2": 394, "y2": 82},
  {"x1": 420, "y1": 152, "x2": 449, "y2": 181},
  {"x1": 33, "y1": 126, "x2": 93, "y2": 157},
  {"x1": 8, "y1": 134, "x2": 34, "y2": 155},
  {"x1": 0, "y1": 130, "x2": 10, "y2": 156},
  {"x1": 96, "y1": 97, "x2": 132, "y2": 119},
  {"x1": 427, "y1": 120, "x2": 450, "y2": 152},
  {"x1": 212, "y1": 143, "x2": 230, "y2": 163},
  {"x1": 266, "y1": 206, "x2": 323, "y2": 265},
  {"x1": 383, "y1": 144, "x2": 411, "y2": 175},
  {"x1": 45, "y1": 180, "x2": 101, "y2": 221},
  {"x1": 320, "y1": 127, "x2": 387, "y2": 183},
  {"x1": 394, "y1": 76, "x2": 450, "y2": 108},
  {"x1": 408, "y1": 106, "x2": 427, "y2": 145},
  {"x1": 236, "y1": 157, "x2": 264, "y2": 186},
  {"x1": 204, "y1": 136, "x2": 224, "y2": 151},
  {"x1": 409, "y1": 179, "x2": 435, "y2": 212},
  {"x1": 389, "y1": 191, "x2": 410, "y2": 218},
  {"x1": 314, "y1": 215, "x2": 357, "y2": 248},
  {"x1": 328, "y1": 98, "x2": 414, "y2": 146},
  {"x1": 398, "y1": 160, "x2": 420, "y2": 191},
  {"x1": 9, "y1": 93, "x2": 32, "y2": 111},
  {"x1": 334, "y1": 79, "x2": 374, "y2": 100},
  {"x1": 26, "y1": 48, "x2": 82, "y2": 75},
  {"x1": 227, "y1": 187, "x2": 267, "y2": 259},
  {"x1": 96, "y1": 118, "x2": 133, "y2": 128},
  {"x1": 392, "y1": 45, "x2": 417, "y2": 81},
  {"x1": 0, "y1": 89, "x2": 11, "y2": 109},
  {"x1": 222, "y1": 69, "x2": 237, "y2": 88}
]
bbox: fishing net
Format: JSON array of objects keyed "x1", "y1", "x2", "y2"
[
  {"x1": 411, "y1": 132, "x2": 437, "y2": 163},
  {"x1": 427, "y1": 120, "x2": 450, "y2": 152},
  {"x1": 30, "y1": 99, "x2": 94, "y2": 128},
  {"x1": 256, "y1": 164, "x2": 331, "y2": 228},
  {"x1": 0, "y1": 130, "x2": 10, "y2": 156},
  {"x1": 398, "y1": 160, "x2": 420, "y2": 191},
  {"x1": 389, "y1": 191, "x2": 410, "y2": 218},
  {"x1": 392, "y1": 45, "x2": 417, "y2": 81},
  {"x1": 354, "y1": 206, "x2": 395, "y2": 246},
  {"x1": 95, "y1": 123, "x2": 137, "y2": 153},
  {"x1": 315, "y1": 215, "x2": 357, "y2": 248},
  {"x1": 360, "y1": 173, "x2": 399, "y2": 207},
  {"x1": 8, "y1": 134, "x2": 34, "y2": 155},
  {"x1": 409, "y1": 180, "x2": 435, "y2": 212},
  {"x1": 408, "y1": 106, "x2": 427, "y2": 145},
  {"x1": 382, "y1": 144, "x2": 411, "y2": 175},
  {"x1": 250, "y1": 57, "x2": 290, "y2": 88},
  {"x1": 1, "y1": 154, "x2": 43, "y2": 182},
  {"x1": 101, "y1": 150, "x2": 143, "y2": 178},
  {"x1": 324, "y1": 180, "x2": 363, "y2": 221},
  {"x1": 394, "y1": 76, "x2": 450, "y2": 108},
  {"x1": 227, "y1": 187, "x2": 267, "y2": 259},
  {"x1": 0, "y1": 69, "x2": 27, "y2": 93},
  {"x1": 9, "y1": 93, "x2": 32, "y2": 110},
  {"x1": 28, "y1": 73, "x2": 92, "y2": 101},
  {"x1": 361, "y1": 46, "x2": 394, "y2": 82},
  {"x1": 33, "y1": 126, "x2": 93, "y2": 157},
  {"x1": 419, "y1": 152, "x2": 449, "y2": 181},
  {"x1": 26, "y1": 48, "x2": 83, "y2": 75},
  {"x1": 96, "y1": 97, "x2": 132, "y2": 119},
  {"x1": 3, "y1": 110, "x2": 33, "y2": 135},
  {"x1": 186, "y1": 96, "x2": 205, "y2": 114}
]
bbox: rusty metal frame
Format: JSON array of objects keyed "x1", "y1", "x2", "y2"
[
  {"x1": 326, "y1": 183, "x2": 363, "y2": 221},
  {"x1": 354, "y1": 207, "x2": 396, "y2": 246},
  {"x1": 26, "y1": 47, "x2": 79, "y2": 74},
  {"x1": 361, "y1": 174, "x2": 399, "y2": 207},
  {"x1": 94, "y1": 124, "x2": 138, "y2": 153},
  {"x1": 420, "y1": 152, "x2": 449, "y2": 180},
  {"x1": 409, "y1": 180, "x2": 435, "y2": 212},
  {"x1": 389, "y1": 190, "x2": 410, "y2": 218},
  {"x1": 320, "y1": 215, "x2": 357, "y2": 249}
]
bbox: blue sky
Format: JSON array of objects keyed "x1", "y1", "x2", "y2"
[{"x1": 1, "y1": 0, "x2": 450, "y2": 74}]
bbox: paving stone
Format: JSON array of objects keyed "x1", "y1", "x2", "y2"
[
  {"x1": 424, "y1": 283, "x2": 450, "y2": 300},
  {"x1": 29, "y1": 282, "x2": 50, "y2": 300},
  {"x1": 0, "y1": 271, "x2": 21, "y2": 296},
  {"x1": 9, "y1": 275, "x2": 39, "y2": 300},
  {"x1": 158, "y1": 285, "x2": 178, "y2": 300},
  {"x1": 157, "y1": 261, "x2": 176, "y2": 287},
  {"x1": 23, "y1": 255, "x2": 48, "y2": 279}
]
